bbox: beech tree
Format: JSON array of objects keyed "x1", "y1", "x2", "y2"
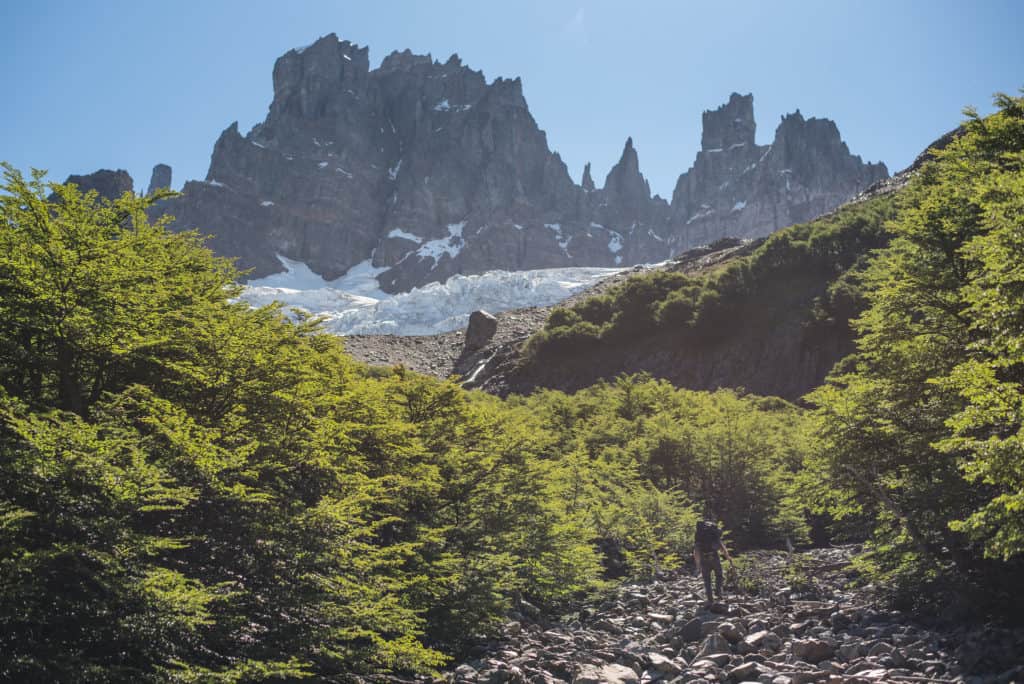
[{"x1": 808, "y1": 93, "x2": 1024, "y2": 610}]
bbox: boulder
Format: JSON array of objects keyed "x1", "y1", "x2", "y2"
[
  {"x1": 481, "y1": 668, "x2": 524, "y2": 684},
  {"x1": 792, "y1": 638, "x2": 836, "y2": 664},
  {"x1": 646, "y1": 652, "x2": 682, "y2": 676},
  {"x1": 680, "y1": 617, "x2": 704, "y2": 642},
  {"x1": 718, "y1": 621, "x2": 745, "y2": 643},
  {"x1": 701, "y1": 620, "x2": 723, "y2": 636},
  {"x1": 572, "y1": 663, "x2": 638, "y2": 684},
  {"x1": 465, "y1": 310, "x2": 498, "y2": 351},
  {"x1": 727, "y1": 660, "x2": 763, "y2": 682},
  {"x1": 696, "y1": 633, "x2": 732, "y2": 659},
  {"x1": 453, "y1": 663, "x2": 478, "y2": 681},
  {"x1": 837, "y1": 642, "x2": 862, "y2": 661},
  {"x1": 744, "y1": 630, "x2": 783, "y2": 653}
]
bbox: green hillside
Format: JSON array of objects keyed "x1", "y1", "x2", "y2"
[
  {"x1": 498, "y1": 193, "x2": 897, "y2": 399},
  {"x1": 528, "y1": 196, "x2": 894, "y2": 360}
]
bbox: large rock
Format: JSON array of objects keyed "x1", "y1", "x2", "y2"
[
  {"x1": 727, "y1": 660, "x2": 763, "y2": 682},
  {"x1": 680, "y1": 616, "x2": 704, "y2": 642},
  {"x1": 645, "y1": 652, "x2": 682, "y2": 677},
  {"x1": 743, "y1": 630, "x2": 783, "y2": 652},
  {"x1": 464, "y1": 310, "x2": 499, "y2": 351},
  {"x1": 573, "y1": 663, "x2": 638, "y2": 684},
  {"x1": 696, "y1": 632, "x2": 732, "y2": 658},
  {"x1": 791, "y1": 638, "x2": 836, "y2": 664},
  {"x1": 150, "y1": 34, "x2": 887, "y2": 292},
  {"x1": 718, "y1": 621, "x2": 746, "y2": 643}
]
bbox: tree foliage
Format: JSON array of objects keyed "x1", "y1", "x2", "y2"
[
  {"x1": 513, "y1": 376, "x2": 813, "y2": 552},
  {"x1": 3, "y1": 166, "x2": 801, "y2": 678},
  {"x1": 807, "y1": 93, "x2": 1024, "y2": 614}
]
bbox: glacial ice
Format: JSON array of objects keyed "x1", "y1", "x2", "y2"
[{"x1": 240, "y1": 255, "x2": 622, "y2": 336}]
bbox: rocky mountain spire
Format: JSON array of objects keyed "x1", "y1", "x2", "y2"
[
  {"x1": 770, "y1": 110, "x2": 885, "y2": 188},
  {"x1": 581, "y1": 162, "x2": 595, "y2": 192},
  {"x1": 269, "y1": 34, "x2": 371, "y2": 121},
  {"x1": 671, "y1": 94, "x2": 887, "y2": 250},
  {"x1": 602, "y1": 137, "x2": 651, "y2": 211},
  {"x1": 147, "y1": 164, "x2": 172, "y2": 195},
  {"x1": 701, "y1": 92, "x2": 756, "y2": 151}
]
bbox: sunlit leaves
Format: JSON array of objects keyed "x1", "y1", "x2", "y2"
[{"x1": 809, "y1": 93, "x2": 1024, "y2": 607}]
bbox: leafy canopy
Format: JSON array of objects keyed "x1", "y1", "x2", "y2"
[{"x1": 807, "y1": 92, "x2": 1024, "y2": 614}]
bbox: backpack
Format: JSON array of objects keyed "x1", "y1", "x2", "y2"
[{"x1": 695, "y1": 520, "x2": 720, "y2": 553}]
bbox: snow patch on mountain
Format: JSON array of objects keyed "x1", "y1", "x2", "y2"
[
  {"x1": 240, "y1": 255, "x2": 621, "y2": 336},
  {"x1": 607, "y1": 231, "x2": 623, "y2": 254},
  {"x1": 388, "y1": 228, "x2": 422, "y2": 243},
  {"x1": 414, "y1": 222, "x2": 466, "y2": 265},
  {"x1": 545, "y1": 223, "x2": 571, "y2": 254}
]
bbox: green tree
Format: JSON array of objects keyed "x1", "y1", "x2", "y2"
[
  {"x1": 807, "y1": 93, "x2": 1024, "y2": 611},
  {"x1": 0, "y1": 166, "x2": 446, "y2": 679},
  {"x1": 935, "y1": 94, "x2": 1024, "y2": 561}
]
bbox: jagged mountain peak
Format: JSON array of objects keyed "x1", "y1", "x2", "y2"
[
  {"x1": 609, "y1": 137, "x2": 640, "y2": 176},
  {"x1": 601, "y1": 137, "x2": 651, "y2": 216},
  {"x1": 63, "y1": 169, "x2": 133, "y2": 200},
  {"x1": 147, "y1": 164, "x2": 171, "y2": 195},
  {"x1": 379, "y1": 47, "x2": 434, "y2": 71},
  {"x1": 701, "y1": 91, "x2": 756, "y2": 151},
  {"x1": 145, "y1": 37, "x2": 888, "y2": 292},
  {"x1": 482, "y1": 76, "x2": 528, "y2": 109},
  {"x1": 581, "y1": 162, "x2": 595, "y2": 192},
  {"x1": 669, "y1": 92, "x2": 887, "y2": 249}
]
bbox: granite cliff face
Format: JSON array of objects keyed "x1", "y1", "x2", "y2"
[{"x1": 153, "y1": 34, "x2": 887, "y2": 292}]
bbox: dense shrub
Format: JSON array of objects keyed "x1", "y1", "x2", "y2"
[
  {"x1": 524, "y1": 194, "x2": 895, "y2": 362},
  {"x1": 514, "y1": 375, "x2": 814, "y2": 549}
]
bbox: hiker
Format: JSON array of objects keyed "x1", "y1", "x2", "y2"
[{"x1": 694, "y1": 519, "x2": 733, "y2": 602}]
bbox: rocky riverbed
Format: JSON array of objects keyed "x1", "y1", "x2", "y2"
[{"x1": 432, "y1": 547, "x2": 1022, "y2": 684}]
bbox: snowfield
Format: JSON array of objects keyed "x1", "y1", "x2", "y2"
[{"x1": 240, "y1": 255, "x2": 622, "y2": 336}]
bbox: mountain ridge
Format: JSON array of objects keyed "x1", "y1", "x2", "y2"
[{"x1": 67, "y1": 33, "x2": 887, "y2": 292}]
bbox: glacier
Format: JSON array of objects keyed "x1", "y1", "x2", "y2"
[{"x1": 240, "y1": 255, "x2": 622, "y2": 336}]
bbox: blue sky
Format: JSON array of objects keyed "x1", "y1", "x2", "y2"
[{"x1": 2, "y1": 1, "x2": 1021, "y2": 197}]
